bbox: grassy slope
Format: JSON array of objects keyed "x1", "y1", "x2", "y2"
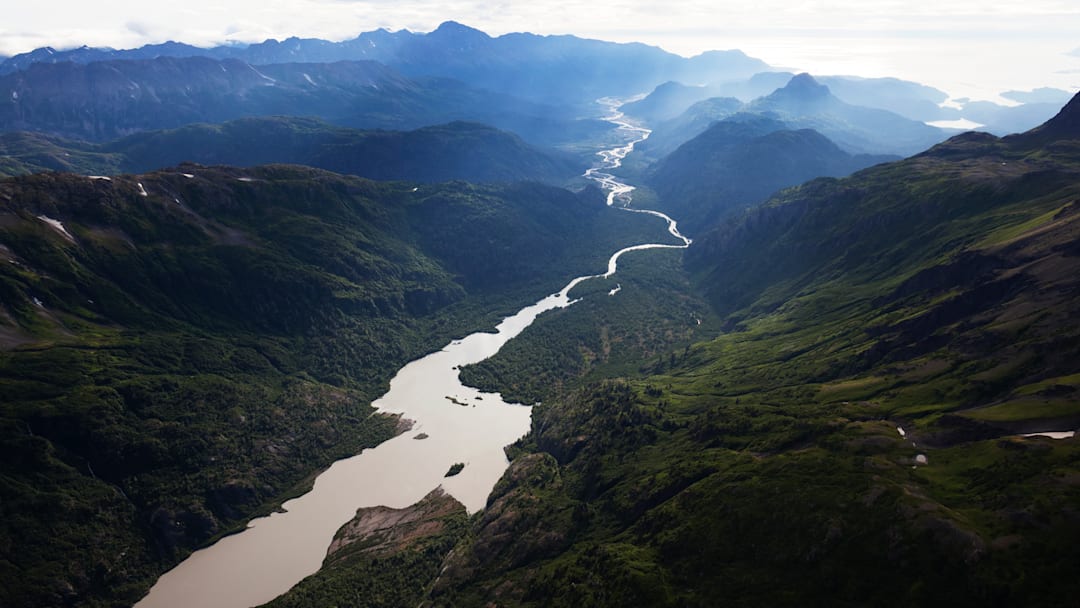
[
  {"x1": 0, "y1": 165, "x2": 670, "y2": 607},
  {"x1": 0, "y1": 132, "x2": 124, "y2": 177},
  {"x1": 426, "y1": 109, "x2": 1080, "y2": 606}
]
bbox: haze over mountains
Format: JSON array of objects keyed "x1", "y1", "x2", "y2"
[
  {"x1": 1, "y1": 19, "x2": 1079, "y2": 608},
  {"x1": 0, "y1": 56, "x2": 602, "y2": 147},
  {"x1": 1, "y1": 20, "x2": 1070, "y2": 150},
  {"x1": 0, "y1": 118, "x2": 585, "y2": 184},
  {"x1": 0, "y1": 22, "x2": 768, "y2": 107}
]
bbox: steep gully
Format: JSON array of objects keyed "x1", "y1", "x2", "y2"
[{"x1": 136, "y1": 98, "x2": 688, "y2": 608}]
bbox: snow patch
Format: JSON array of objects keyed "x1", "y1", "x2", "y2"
[
  {"x1": 896, "y1": 426, "x2": 906, "y2": 437},
  {"x1": 32, "y1": 297, "x2": 44, "y2": 308},
  {"x1": 237, "y1": 177, "x2": 254, "y2": 182},
  {"x1": 181, "y1": 173, "x2": 194, "y2": 179},
  {"x1": 914, "y1": 454, "x2": 928, "y2": 465},
  {"x1": 11, "y1": 91, "x2": 18, "y2": 101},
  {"x1": 1023, "y1": 431, "x2": 1075, "y2": 440},
  {"x1": 248, "y1": 64, "x2": 277, "y2": 84},
  {"x1": 608, "y1": 284, "x2": 622, "y2": 296},
  {"x1": 36, "y1": 215, "x2": 75, "y2": 242},
  {"x1": 137, "y1": 182, "x2": 148, "y2": 197},
  {"x1": 302, "y1": 73, "x2": 317, "y2": 86},
  {"x1": 87, "y1": 175, "x2": 112, "y2": 181}
]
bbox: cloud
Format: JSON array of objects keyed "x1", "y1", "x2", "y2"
[
  {"x1": 1069, "y1": 48, "x2": 1080, "y2": 57},
  {"x1": 126, "y1": 21, "x2": 152, "y2": 37}
]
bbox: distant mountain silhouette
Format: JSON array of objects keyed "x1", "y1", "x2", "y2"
[
  {"x1": 629, "y1": 97, "x2": 744, "y2": 162},
  {"x1": 816, "y1": 75, "x2": 953, "y2": 122},
  {"x1": 961, "y1": 99, "x2": 1072, "y2": 136},
  {"x1": 0, "y1": 56, "x2": 608, "y2": 147},
  {"x1": 746, "y1": 73, "x2": 947, "y2": 155},
  {"x1": 1, "y1": 22, "x2": 770, "y2": 108},
  {"x1": 629, "y1": 74, "x2": 949, "y2": 164},
  {"x1": 626, "y1": 73, "x2": 957, "y2": 125},
  {"x1": 1001, "y1": 87, "x2": 1075, "y2": 105},
  {"x1": 621, "y1": 81, "x2": 713, "y2": 123}
]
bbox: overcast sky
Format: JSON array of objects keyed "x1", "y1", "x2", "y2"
[{"x1": 4, "y1": 0, "x2": 1079, "y2": 101}]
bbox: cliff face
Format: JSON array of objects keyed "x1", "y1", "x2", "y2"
[
  {"x1": 263, "y1": 489, "x2": 470, "y2": 608},
  {"x1": 326, "y1": 488, "x2": 467, "y2": 562}
]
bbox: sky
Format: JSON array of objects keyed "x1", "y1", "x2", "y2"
[{"x1": 4, "y1": 0, "x2": 1080, "y2": 102}]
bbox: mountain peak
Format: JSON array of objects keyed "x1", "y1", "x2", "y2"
[
  {"x1": 751, "y1": 72, "x2": 834, "y2": 113},
  {"x1": 430, "y1": 21, "x2": 490, "y2": 40},
  {"x1": 782, "y1": 73, "x2": 830, "y2": 97}
]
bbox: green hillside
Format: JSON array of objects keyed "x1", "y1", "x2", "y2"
[{"x1": 0, "y1": 165, "x2": 670, "y2": 608}]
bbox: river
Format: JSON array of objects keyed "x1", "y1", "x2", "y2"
[{"x1": 135, "y1": 98, "x2": 688, "y2": 608}]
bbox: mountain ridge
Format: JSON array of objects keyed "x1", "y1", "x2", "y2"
[
  {"x1": 645, "y1": 115, "x2": 897, "y2": 233},
  {"x1": 745, "y1": 73, "x2": 947, "y2": 155},
  {"x1": 0, "y1": 116, "x2": 585, "y2": 184},
  {"x1": 0, "y1": 55, "x2": 612, "y2": 147}
]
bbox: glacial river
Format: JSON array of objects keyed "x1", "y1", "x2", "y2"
[{"x1": 135, "y1": 99, "x2": 689, "y2": 608}]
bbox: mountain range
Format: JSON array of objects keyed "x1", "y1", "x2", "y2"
[
  {"x1": 0, "y1": 55, "x2": 614, "y2": 148},
  {"x1": 1, "y1": 22, "x2": 1069, "y2": 172},
  {"x1": 0, "y1": 22, "x2": 769, "y2": 108},
  {"x1": 631, "y1": 73, "x2": 947, "y2": 161},
  {"x1": 622, "y1": 72, "x2": 954, "y2": 124},
  {"x1": 624, "y1": 72, "x2": 1073, "y2": 139}
]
